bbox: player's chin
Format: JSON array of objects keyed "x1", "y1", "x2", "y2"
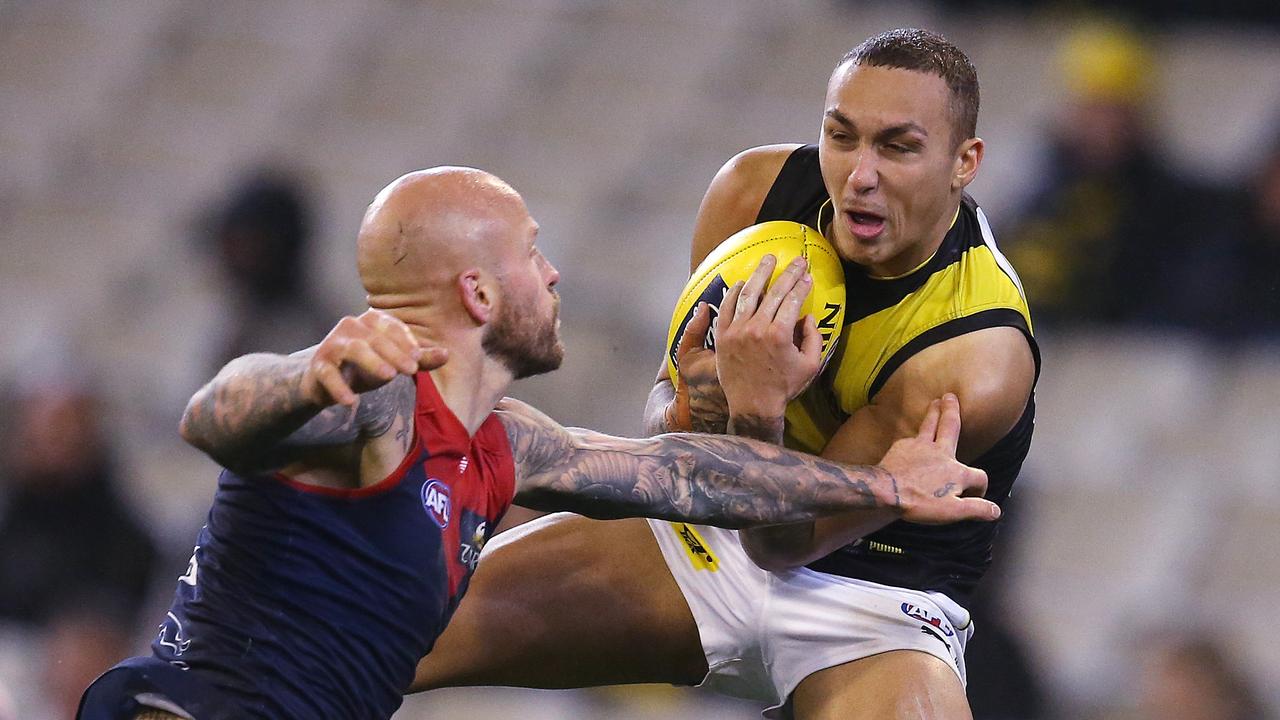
[
  {"x1": 514, "y1": 338, "x2": 566, "y2": 380},
  {"x1": 831, "y1": 237, "x2": 875, "y2": 266},
  {"x1": 546, "y1": 335, "x2": 566, "y2": 371}
]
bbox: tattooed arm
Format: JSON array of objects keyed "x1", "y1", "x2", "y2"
[
  {"x1": 738, "y1": 329, "x2": 1036, "y2": 571},
  {"x1": 179, "y1": 310, "x2": 444, "y2": 475},
  {"x1": 500, "y1": 397, "x2": 998, "y2": 529}
]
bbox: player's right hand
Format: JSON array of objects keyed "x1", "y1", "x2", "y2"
[
  {"x1": 663, "y1": 300, "x2": 725, "y2": 432},
  {"x1": 303, "y1": 309, "x2": 448, "y2": 407},
  {"x1": 875, "y1": 394, "x2": 1001, "y2": 524},
  {"x1": 716, "y1": 254, "x2": 823, "y2": 416}
]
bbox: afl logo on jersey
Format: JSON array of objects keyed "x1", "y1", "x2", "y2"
[{"x1": 421, "y1": 479, "x2": 451, "y2": 528}]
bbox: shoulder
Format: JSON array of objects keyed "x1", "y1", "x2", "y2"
[
  {"x1": 706, "y1": 144, "x2": 805, "y2": 208},
  {"x1": 692, "y1": 144, "x2": 805, "y2": 270},
  {"x1": 719, "y1": 143, "x2": 804, "y2": 180}
]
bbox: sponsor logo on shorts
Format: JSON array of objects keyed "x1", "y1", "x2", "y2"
[
  {"x1": 901, "y1": 602, "x2": 954, "y2": 637},
  {"x1": 673, "y1": 523, "x2": 718, "y2": 572},
  {"x1": 421, "y1": 479, "x2": 451, "y2": 528},
  {"x1": 919, "y1": 623, "x2": 956, "y2": 660}
]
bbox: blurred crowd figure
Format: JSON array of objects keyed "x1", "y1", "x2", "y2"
[
  {"x1": 1230, "y1": 138, "x2": 1280, "y2": 339},
  {"x1": 0, "y1": 380, "x2": 158, "y2": 719},
  {"x1": 1004, "y1": 20, "x2": 1280, "y2": 342},
  {"x1": 1088, "y1": 632, "x2": 1272, "y2": 720},
  {"x1": 1132, "y1": 634, "x2": 1270, "y2": 720},
  {"x1": 199, "y1": 169, "x2": 335, "y2": 369},
  {"x1": 960, "y1": 494, "x2": 1052, "y2": 720}
]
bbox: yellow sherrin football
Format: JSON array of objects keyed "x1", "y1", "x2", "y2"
[{"x1": 665, "y1": 220, "x2": 846, "y2": 384}]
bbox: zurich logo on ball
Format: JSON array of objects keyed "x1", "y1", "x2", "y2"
[{"x1": 421, "y1": 479, "x2": 451, "y2": 528}]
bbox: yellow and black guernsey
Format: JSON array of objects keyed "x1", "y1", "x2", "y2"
[{"x1": 757, "y1": 144, "x2": 1039, "y2": 607}]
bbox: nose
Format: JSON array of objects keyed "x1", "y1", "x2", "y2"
[
  {"x1": 847, "y1": 149, "x2": 878, "y2": 194},
  {"x1": 543, "y1": 257, "x2": 561, "y2": 288}
]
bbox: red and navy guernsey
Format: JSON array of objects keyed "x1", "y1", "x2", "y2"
[{"x1": 78, "y1": 372, "x2": 515, "y2": 720}]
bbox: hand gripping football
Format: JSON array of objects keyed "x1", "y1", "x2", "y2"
[{"x1": 665, "y1": 220, "x2": 846, "y2": 384}]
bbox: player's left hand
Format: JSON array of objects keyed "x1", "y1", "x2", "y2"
[
  {"x1": 877, "y1": 394, "x2": 999, "y2": 524},
  {"x1": 716, "y1": 254, "x2": 823, "y2": 418}
]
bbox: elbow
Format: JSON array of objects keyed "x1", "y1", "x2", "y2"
[
  {"x1": 178, "y1": 393, "x2": 206, "y2": 449},
  {"x1": 178, "y1": 388, "x2": 222, "y2": 459}
]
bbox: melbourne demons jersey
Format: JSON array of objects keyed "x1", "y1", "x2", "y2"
[
  {"x1": 760, "y1": 145, "x2": 1038, "y2": 606},
  {"x1": 146, "y1": 373, "x2": 515, "y2": 719}
]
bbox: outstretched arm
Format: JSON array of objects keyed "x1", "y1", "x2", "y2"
[
  {"x1": 501, "y1": 398, "x2": 996, "y2": 530},
  {"x1": 737, "y1": 327, "x2": 1036, "y2": 569},
  {"x1": 179, "y1": 310, "x2": 445, "y2": 474}
]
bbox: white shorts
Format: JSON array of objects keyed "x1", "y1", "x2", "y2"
[{"x1": 647, "y1": 520, "x2": 974, "y2": 718}]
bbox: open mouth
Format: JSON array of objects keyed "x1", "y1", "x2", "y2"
[{"x1": 844, "y1": 210, "x2": 886, "y2": 240}]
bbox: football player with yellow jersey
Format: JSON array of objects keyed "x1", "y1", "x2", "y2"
[{"x1": 412, "y1": 28, "x2": 1036, "y2": 720}]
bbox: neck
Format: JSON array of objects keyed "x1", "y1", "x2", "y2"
[{"x1": 423, "y1": 333, "x2": 513, "y2": 436}]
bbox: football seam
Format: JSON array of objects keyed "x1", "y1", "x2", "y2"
[{"x1": 682, "y1": 231, "x2": 815, "y2": 307}]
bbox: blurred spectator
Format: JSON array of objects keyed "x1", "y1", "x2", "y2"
[
  {"x1": 966, "y1": 604, "x2": 1049, "y2": 720},
  {"x1": 964, "y1": 493, "x2": 1052, "y2": 720},
  {"x1": 1132, "y1": 633, "x2": 1269, "y2": 720},
  {"x1": 1003, "y1": 20, "x2": 1242, "y2": 335},
  {"x1": 40, "y1": 606, "x2": 132, "y2": 720},
  {"x1": 1229, "y1": 131, "x2": 1280, "y2": 341},
  {"x1": 934, "y1": 1, "x2": 1280, "y2": 27},
  {"x1": 0, "y1": 381, "x2": 157, "y2": 628},
  {"x1": 200, "y1": 169, "x2": 334, "y2": 367}
]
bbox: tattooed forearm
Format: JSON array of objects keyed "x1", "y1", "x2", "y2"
[
  {"x1": 180, "y1": 352, "x2": 412, "y2": 472},
  {"x1": 500, "y1": 399, "x2": 898, "y2": 528},
  {"x1": 180, "y1": 353, "x2": 324, "y2": 467},
  {"x1": 726, "y1": 413, "x2": 785, "y2": 445}
]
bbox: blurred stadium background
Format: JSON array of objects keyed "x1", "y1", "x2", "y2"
[{"x1": 1, "y1": 1, "x2": 1278, "y2": 718}]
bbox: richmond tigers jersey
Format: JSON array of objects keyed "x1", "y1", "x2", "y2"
[{"x1": 758, "y1": 144, "x2": 1039, "y2": 606}]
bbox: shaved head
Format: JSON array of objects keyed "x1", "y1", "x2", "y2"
[
  {"x1": 357, "y1": 166, "x2": 527, "y2": 303},
  {"x1": 357, "y1": 166, "x2": 564, "y2": 379}
]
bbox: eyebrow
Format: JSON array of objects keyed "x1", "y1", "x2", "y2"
[{"x1": 824, "y1": 109, "x2": 929, "y2": 140}]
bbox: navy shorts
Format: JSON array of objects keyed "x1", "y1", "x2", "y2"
[{"x1": 77, "y1": 656, "x2": 231, "y2": 720}]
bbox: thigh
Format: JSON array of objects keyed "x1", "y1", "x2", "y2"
[
  {"x1": 791, "y1": 650, "x2": 972, "y2": 720},
  {"x1": 411, "y1": 514, "x2": 707, "y2": 691}
]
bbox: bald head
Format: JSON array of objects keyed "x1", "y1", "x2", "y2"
[
  {"x1": 356, "y1": 166, "x2": 563, "y2": 380},
  {"x1": 357, "y1": 166, "x2": 530, "y2": 303}
]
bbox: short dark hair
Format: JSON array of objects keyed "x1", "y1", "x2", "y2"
[{"x1": 839, "y1": 28, "x2": 979, "y2": 146}]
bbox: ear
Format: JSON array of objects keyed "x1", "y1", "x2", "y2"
[
  {"x1": 458, "y1": 269, "x2": 493, "y2": 325},
  {"x1": 952, "y1": 136, "x2": 984, "y2": 191}
]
